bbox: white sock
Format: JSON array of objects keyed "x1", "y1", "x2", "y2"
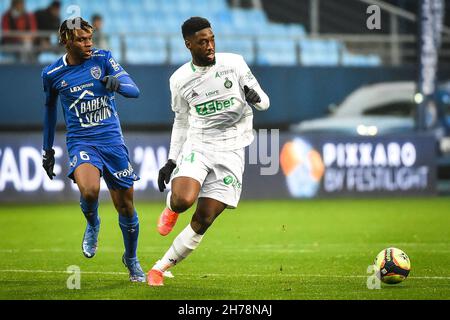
[
  {"x1": 154, "y1": 224, "x2": 203, "y2": 272},
  {"x1": 166, "y1": 191, "x2": 174, "y2": 211}
]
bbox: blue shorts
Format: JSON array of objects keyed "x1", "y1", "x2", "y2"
[{"x1": 67, "y1": 144, "x2": 139, "y2": 190}]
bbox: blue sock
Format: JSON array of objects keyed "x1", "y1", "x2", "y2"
[
  {"x1": 119, "y1": 210, "x2": 139, "y2": 260},
  {"x1": 80, "y1": 196, "x2": 99, "y2": 227}
]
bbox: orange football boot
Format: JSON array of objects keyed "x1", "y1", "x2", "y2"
[
  {"x1": 157, "y1": 207, "x2": 179, "y2": 236},
  {"x1": 147, "y1": 269, "x2": 164, "y2": 286}
]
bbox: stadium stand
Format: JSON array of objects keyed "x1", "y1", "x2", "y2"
[
  {"x1": 0, "y1": 0, "x2": 384, "y2": 66},
  {"x1": 299, "y1": 39, "x2": 341, "y2": 66}
]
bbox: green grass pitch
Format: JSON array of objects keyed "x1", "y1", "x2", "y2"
[{"x1": 0, "y1": 198, "x2": 449, "y2": 300}]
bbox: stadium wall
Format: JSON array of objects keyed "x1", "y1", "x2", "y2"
[{"x1": 0, "y1": 65, "x2": 424, "y2": 129}]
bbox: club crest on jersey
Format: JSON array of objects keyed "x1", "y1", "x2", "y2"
[
  {"x1": 224, "y1": 77, "x2": 233, "y2": 89},
  {"x1": 60, "y1": 80, "x2": 68, "y2": 88},
  {"x1": 90, "y1": 66, "x2": 102, "y2": 79}
]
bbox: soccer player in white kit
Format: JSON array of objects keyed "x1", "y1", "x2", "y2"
[{"x1": 147, "y1": 17, "x2": 270, "y2": 286}]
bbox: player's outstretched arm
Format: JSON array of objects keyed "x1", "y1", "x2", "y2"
[
  {"x1": 101, "y1": 74, "x2": 140, "y2": 98},
  {"x1": 42, "y1": 105, "x2": 57, "y2": 179},
  {"x1": 168, "y1": 111, "x2": 188, "y2": 161},
  {"x1": 244, "y1": 85, "x2": 270, "y2": 111},
  {"x1": 42, "y1": 72, "x2": 58, "y2": 179},
  {"x1": 158, "y1": 111, "x2": 188, "y2": 192},
  {"x1": 237, "y1": 56, "x2": 270, "y2": 111}
]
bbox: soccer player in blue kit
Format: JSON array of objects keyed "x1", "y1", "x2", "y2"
[{"x1": 41, "y1": 17, "x2": 146, "y2": 282}]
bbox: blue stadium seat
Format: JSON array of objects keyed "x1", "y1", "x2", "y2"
[
  {"x1": 342, "y1": 52, "x2": 382, "y2": 66},
  {"x1": 158, "y1": 0, "x2": 184, "y2": 14},
  {"x1": 299, "y1": 39, "x2": 342, "y2": 66},
  {"x1": 109, "y1": 0, "x2": 123, "y2": 13},
  {"x1": 208, "y1": 0, "x2": 228, "y2": 13},
  {"x1": 216, "y1": 37, "x2": 255, "y2": 65},
  {"x1": 230, "y1": 9, "x2": 251, "y2": 28},
  {"x1": 126, "y1": 50, "x2": 167, "y2": 64},
  {"x1": 168, "y1": 36, "x2": 191, "y2": 65},
  {"x1": 143, "y1": 11, "x2": 179, "y2": 34},
  {"x1": 245, "y1": 9, "x2": 268, "y2": 25},
  {"x1": 125, "y1": 36, "x2": 167, "y2": 64},
  {"x1": 255, "y1": 23, "x2": 289, "y2": 37},
  {"x1": 213, "y1": 11, "x2": 233, "y2": 27},
  {"x1": 38, "y1": 52, "x2": 61, "y2": 65},
  {"x1": 108, "y1": 35, "x2": 123, "y2": 62},
  {"x1": 26, "y1": 0, "x2": 49, "y2": 12},
  {"x1": 0, "y1": 53, "x2": 17, "y2": 64},
  {"x1": 256, "y1": 39, "x2": 297, "y2": 66},
  {"x1": 123, "y1": 1, "x2": 143, "y2": 16},
  {"x1": 366, "y1": 54, "x2": 382, "y2": 66},
  {"x1": 286, "y1": 24, "x2": 307, "y2": 38},
  {"x1": 0, "y1": 0, "x2": 382, "y2": 67},
  {"x1": 141, "y1": 0, "x2": 160, "y2": 13},
  {"x1": 129, "y1": 13, "x2": 151, "y2": 33}
]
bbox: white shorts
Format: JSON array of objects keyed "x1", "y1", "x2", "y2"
[{"x1": 172, "y1": 143, "x2": 245, "y2": 209}]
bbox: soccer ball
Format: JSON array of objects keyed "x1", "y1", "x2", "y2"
[{"x1": 374, "y1": 247, "x2": 411, "y2": 284}]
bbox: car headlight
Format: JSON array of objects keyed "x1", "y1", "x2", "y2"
[{"x1": 357, "y1": 125, "x2": 378, "y2": 136}]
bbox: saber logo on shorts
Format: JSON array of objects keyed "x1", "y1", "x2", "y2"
[
  {"x1": 195, "y1": 97, "x2": 235, "y2": 116},
  {"x1": 223, "y1": 175, "x2": 241, "y2": 190},
  {"x1": 223, "y1": 175, "x2": 234, "y2": 185},
  {"x1": 113, "y1": 163, "x2": 135, "y2": 179}
]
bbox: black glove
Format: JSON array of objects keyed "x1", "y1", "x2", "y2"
[
  {"x1": 244, "y1": 85, "x2": 261, "y2": 104},
  {"x1": 101, "y1": 75, "x2": 120, "y2": 92},
  {"x1": 158, "y1": 159, "x2": 177, "y2": 192},
  {"x1": 42, "y1": 148, "x2": 56, "y2": 180}
]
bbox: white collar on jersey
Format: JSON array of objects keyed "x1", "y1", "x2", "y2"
[
  {"x1": 191, "y1": 60, "x2": 215, "y2": 73},
  {"x1": 62, "y1": 54, "x2": 68, "y2": 66}
]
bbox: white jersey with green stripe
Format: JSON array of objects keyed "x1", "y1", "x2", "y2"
[{"x1": 168, "y1": 52, "x2": 269, "y2": 158}]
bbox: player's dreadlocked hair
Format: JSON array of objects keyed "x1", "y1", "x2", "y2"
[
  {"x1": 58, "y1": 17, "x2": 93, "y2": 45},
  {"x1": 181, "y1": 17, "x2": 211, "y2": 39}
]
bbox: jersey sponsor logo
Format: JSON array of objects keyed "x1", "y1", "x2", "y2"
[
  {"x1": 205, "y1": 90, "x2": 219, "y2": 97},
  {"x1": 109, "y1": 58, "x2": 120, "y2": 72},
  {"x1": 194, "y1": 97, "x2": 235, "y2": 116},
  {"x1": 69, "y1": 90, "x2": 112, "y2": 128},
  {"x1": 90, "y1": 66, "x2": 102, "y2": 79},
  {"x1": 69, "y1": 82, "x2": 94, "y2": 93},
  {"x1": 113, "y1": 162, "x2": 135, "y2": 179},
  {"x1": 244, "y1": 70, "x2": 255, "y2": 82},
  {"x1": 215, "y1": 69, "x2": 233, "y2": 78},
  {"x1": 224, "y1": 77, "x2": 233, "y2": 89}
]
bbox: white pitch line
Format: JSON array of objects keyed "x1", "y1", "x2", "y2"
[
  {"x1": 0, "y1": 269, "x2": 449, "y2": 280},
  {"x1": 0, "y1": 269, "x2": 128, "y2": 275}
]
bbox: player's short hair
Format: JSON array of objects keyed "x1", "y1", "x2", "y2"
[
  {"x1": 181, "y1": 17, "x2": 211, "y2": 39},
  {"x1": 59, "y1": 17, "x2": 93, "y2": 44}
]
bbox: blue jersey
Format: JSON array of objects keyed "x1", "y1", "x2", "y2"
[{"x1": 42, "y1": 49, "x2": 131, "y2": 148}]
